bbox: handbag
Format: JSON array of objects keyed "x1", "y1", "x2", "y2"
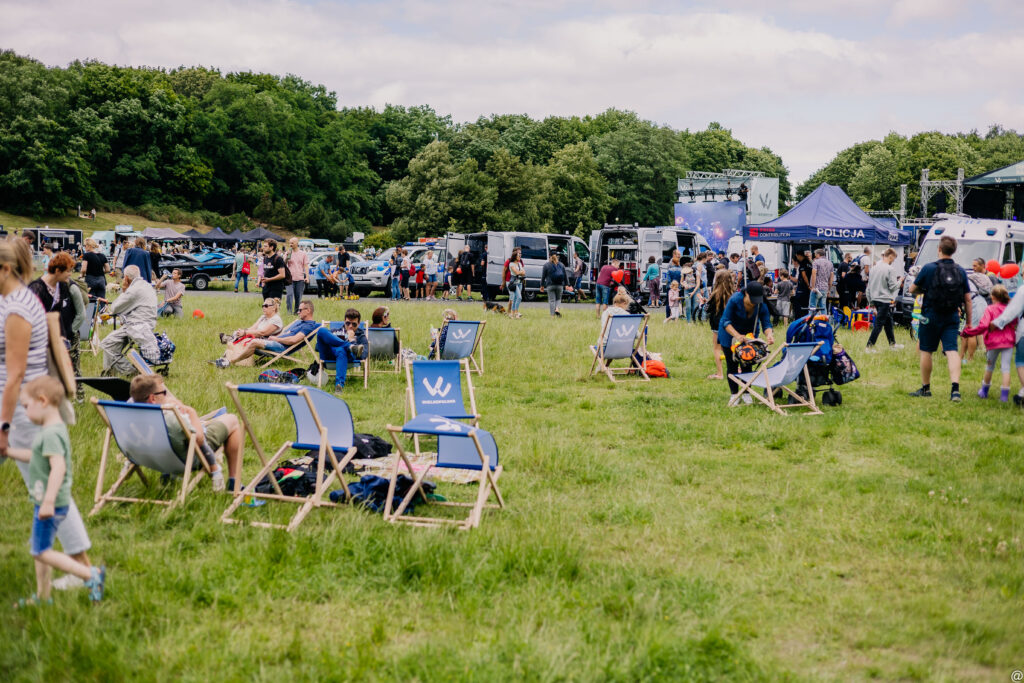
[
  {"x1": 830, "y1": 345, "x2": 860, "y2": 385},
  {"x1": 241, "y1": 260, "x2": 251, "y2": 275}
]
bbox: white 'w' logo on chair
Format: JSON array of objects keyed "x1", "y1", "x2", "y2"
[
  {"x1": 614, "y1": 325, "x2": 636, "y2": 339},
  {"x1": 422, "y1": 377, "x2": 452, "y2": 398},
  {"x1": 450, "y1": 328, "x2": 472, "y2": 340}
]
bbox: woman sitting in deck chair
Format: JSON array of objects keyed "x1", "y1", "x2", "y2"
[
  {"x1": 210, "y1": 300, "x2": 320, "y2": 368},
  {"x1": 428, "y1": 308, "x2": 458, "y2": 357}
]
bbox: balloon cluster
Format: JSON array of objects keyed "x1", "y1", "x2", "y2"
[{"x1": 986, "y1": 260, "x2": 1020, "y2": 279}]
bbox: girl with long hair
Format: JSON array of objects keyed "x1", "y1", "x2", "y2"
[{"x1": 706, "y1": 269, "x2": 736, "y2": 379}]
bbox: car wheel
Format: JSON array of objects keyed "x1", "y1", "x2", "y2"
[
  {"x1": 352, "y1": 287, "x2": 370, "y2": 297},
  {"x1": 523, "y1": 290, "x2": 537, "y2": 302},
  {"x1": 192, "y1": 275, "x2": 210, "y2": 291}
]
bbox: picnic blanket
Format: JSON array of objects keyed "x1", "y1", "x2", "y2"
[{"x1": 350, "y1": 452, "x2": 481, "y2": 485}]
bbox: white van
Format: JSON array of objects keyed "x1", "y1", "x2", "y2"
[
  {"x1": 466, "y1": 231, "x2": 591, "y2": 299},
  {"x1": 898, "y1": 217, "x2": 1024, "y2": 321},
  {"x1": 588, "y1": 226, "x2": 711, "y2": 292}
]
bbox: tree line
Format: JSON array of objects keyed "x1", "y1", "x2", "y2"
[
  {"x1": 0, "y1": 51, "x2": 790, "y2": 242},
  {"x1": 796, "y1": 127, "x2": 1024, "y2": 215}
]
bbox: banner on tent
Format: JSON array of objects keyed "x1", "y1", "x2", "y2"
[{"x1": 674, "y1": 201, "x2": 746, "y2": 254}]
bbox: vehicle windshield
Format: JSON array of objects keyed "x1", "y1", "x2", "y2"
[{"x1": 916, "y1": 239, "x2": 999, "y2": 269}]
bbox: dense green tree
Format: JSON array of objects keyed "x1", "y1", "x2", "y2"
[{"x1": 542, "y1": 142, "x2": 612, "y2": 239}]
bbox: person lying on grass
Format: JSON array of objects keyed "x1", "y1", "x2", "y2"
[
  {"x1": 6, "y1": 376, "x2": 106, "y2": 608},
  {"x1": 210, "y1": 299, "x2": 320, "y2": 368},
  {"x1": 129, "y1": 373, "x2": 244, "y2": 493},
  {"x1": 218, "y1": 297, "x2": 283, "y2": 345}
]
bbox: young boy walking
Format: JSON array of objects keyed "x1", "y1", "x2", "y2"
[{"x1": 7, "y1": 376, "x2": 106, "y2": 607}]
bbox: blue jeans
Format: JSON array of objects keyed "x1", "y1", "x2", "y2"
[
  {"x1": 809, "y1": 290, "x2": 826, "y2": 311},
  {"x1": 316, "y1": 328, "x2": 358, "y2": 388},
  {"x1": 234, "y1": 272, "x2": 248, "y2": 292},
  {"x1": 262, "y1": 341, "x2": 287, "y2": 354},
  {"x1": 509, "y1": 283, "x2": 523, "y2": 312},
  {"x1": 390, "y1": 276, "x2": 401, "y2": 300}
]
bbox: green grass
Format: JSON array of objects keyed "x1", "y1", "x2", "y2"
[{"x1": 2, "y1": 296, "x2": 1023, "y2": 681}]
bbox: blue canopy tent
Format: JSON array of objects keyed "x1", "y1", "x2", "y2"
[{"x1": 743, "y1": 183, "x2": 912, "y2": 246}]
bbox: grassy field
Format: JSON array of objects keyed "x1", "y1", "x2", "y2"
[{"x1": 1, "y1": 294, "x2": 1022, "y2": 681}]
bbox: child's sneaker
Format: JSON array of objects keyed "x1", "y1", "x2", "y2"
[
  {"x1": 53, "y1": 574, "x2": 86, "y2": 591},
  {"x1": 1000, "y1": 387, "x2": 1010, "y2": 402},
  {"x1": 86, "y1": 565, "x2": 106, "y2": 602},
  {"x1": 978, "y1": 384, "x2": 990, "y2": 399}
]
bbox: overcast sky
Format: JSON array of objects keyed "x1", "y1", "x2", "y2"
[{"x1": 3, "y1": 0, "x2": 1022, "y2": 185}]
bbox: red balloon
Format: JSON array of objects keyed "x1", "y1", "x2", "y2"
[
  {"x1": 1000, "y1": 263, "x2": 1020, "y2": 279},
  {"x1": 986, "y1": 259, "x2": 1001, "y2": 274},
  {"x1": 611, "y1": 269, "x2": 624, "y2": 284}
]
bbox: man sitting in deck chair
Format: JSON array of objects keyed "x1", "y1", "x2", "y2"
[
  {"x1": 129, "y1": 374, "x2": 245, "y2": 491},
  {"x1": 312, "y1": 308, "x2": 366, "y2": 391},
  {"x1": 99, "y1": 265, "x2": 159, "y2": 377},
  {"x1": 212, "y1": 299, "x2": 320, "y2": 368}
]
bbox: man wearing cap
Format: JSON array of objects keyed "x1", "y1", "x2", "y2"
[{"x1": 718, "y1": 281, "x2": 775, "y2": 403}]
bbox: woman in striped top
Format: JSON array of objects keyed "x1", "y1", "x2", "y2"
[{"x1": 0, "y1": 237, "x2": 94, "y2": 587}]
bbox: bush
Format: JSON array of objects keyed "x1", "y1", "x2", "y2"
[{"x1": 363, "y1": 229, "x2": 396, "y2": 251}]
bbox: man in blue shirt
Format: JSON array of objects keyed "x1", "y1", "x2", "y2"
[
  {"x1": 121, "y1": 238, "x2": 152, "y2": 282},
  {"x1": 718, "y1": 281, "x2": 775, "y2": 402},
  {"x1": 315, "y1": 255, "x2": 335, "y2": 298},
  {"x1": 908, "y1": 235, "x2": 971, "y2": 401},
  {"x1": 314, "y1": 308, "x2": 367, "y2": 391},
  {"x1": 212, "y1": 299, "x2": 321, "y2": 368}
]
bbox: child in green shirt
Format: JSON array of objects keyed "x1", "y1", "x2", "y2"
[{"x1": 6, "y1": 376, "x2": 106, "y2": 607}]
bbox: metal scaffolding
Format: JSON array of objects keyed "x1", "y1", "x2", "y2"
[
  {"x1": 920, "y1": 168, "x2": 964, "y2": 217},
  {"x1": 677, "y1": 169, "x2": 766, "y2": 201}
]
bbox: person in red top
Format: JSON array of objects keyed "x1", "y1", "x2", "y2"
[
  {"x1": 594, "y1": 259, "x2": 619, "y2": 318},
  {"x1": 414, "y1": 263, "x2": 425, "y2": 299}
]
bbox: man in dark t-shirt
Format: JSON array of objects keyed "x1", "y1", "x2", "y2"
[
  {"x1": 260, "y1": 240, "x2": 287, "y2": 301},
  {"x1": 456, "y1": 246, "x2": 475, "y2": 300}
]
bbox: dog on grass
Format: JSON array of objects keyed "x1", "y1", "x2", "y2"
[{"x1": 483, "y1": 300, "x2": 509, "y2": 316}]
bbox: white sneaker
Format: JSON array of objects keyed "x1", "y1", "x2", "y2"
[
  {"x1": 211, "y1": 469, "x2": 225, "y2": 492},
  {"x1": 741, "y1": 394, "x2": 753, "y2": 405},
  {"x1": 53, "y1": 574, "x2": 86, "y2": 591},
  {"x1": 729, "y1": 393, "x2": 740, "y2": 407},
  {"x1": 889, "y1": 343, "x2": 904, "y2": 351},
  {"x1": 864, "y1": 346, "x2": 878, "y2": 354}
]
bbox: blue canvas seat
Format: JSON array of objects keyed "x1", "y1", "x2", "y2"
[
  {"x1": 89, "y1": 398, "x2": 215, "y2": 514},
  {"x1": 589, "y1": 314, "x2": 650, "y2": 382},
  {"x1": 384, "y1": 414, "x2": 504, "y2": 530},
  {"x1": 363, "y1": 326, "x2": 402, "y2": 388},
  {"x1": 254, "y1": 323, "x2": 321, "y2": 369},
  {"x1": 727, "y1": 342, "x2": 824, "y2": 415},
  {"x1": 432, "y1": 319, "x2": 486, "y2": 375},
  {"x1": 221, "y1": 382, "x2": 358, "y2": 532},
  {"x1": 405, "y1": 359, "x2": 479, "y2": 456}
]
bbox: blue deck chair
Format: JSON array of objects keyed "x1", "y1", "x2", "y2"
[
  {"x1": 589, "y1": 314, "x2": 650, "y2": 382},
  {"x1": 405, "y1": 359, "x2": 479, "y2": 455},
  {"x1": 384, "y1": 414, "x2": 504, "y2": 530},
  {"x1": 78, "y1": 301, "x2": 99, "y2": 354},
  {"x1": 313, "y1": 321, "x2": 361, "y2": 389},
  {"x1": 254, "y1": 323, "x2": 322, "y2": 369},
  {"x1": 221, "y1": 382, "x2": 358, "y2": 532},
  {"x1": 727, "y1": 341, "x2": 824, "y2": 415},
  {"x1": 128, "y1": 348, "x2": 170, "y2": 377},
  {"x1": 432, "y1": 319, "x2": 486, "y2": 375},
  {"x1": 363, "y1": 326, "x2": 402, "y2": 388},
  {"x1": 89, "y1": 398, "x2": 215, "y2": 514}
]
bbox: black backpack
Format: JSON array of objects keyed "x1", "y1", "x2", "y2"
[{"x1": 930, "y1": 260, "x2": 964, "y2": 314}]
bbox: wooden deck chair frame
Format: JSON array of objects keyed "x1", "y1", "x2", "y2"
[
  {"x1": 221, "y1": 382, "x2": 358, "y2": 532},
  {"x1": 128, "y1": 348, "x2": 170, "y2": 377},
  {"x1": 78, "y1": 301, "x2": 100, "y2": 355},
  {"x1": 727, "y1": 341, "x2": 824, "y2": 416},
  {"x1": 404, "y1": 358, "x2": 479, "y2": 456},
  {"x1": 255, "y1": 323, "x2": 322, "y2": 369},
  {"x1": 431, "y1": 319, "x2": 486, "y2": 375},
  {"x1": 383, "y1": 417, "x2": 504, "y2": 530},
  {"x1": 90, "y1": 398, "x2": 215, "y2": 514},
  {"x1": 363, "y1": 326, "x2": 402, "y2": 388},
  {"x1": 589, "y1": 314, "x2": 650, "y2": 382}
]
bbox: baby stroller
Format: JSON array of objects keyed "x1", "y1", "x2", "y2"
[{"x1": 785, "y1": 313, "x2": 844, "y2": 406}]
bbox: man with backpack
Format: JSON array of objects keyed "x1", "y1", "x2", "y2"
[{"x1": 909, "y1": 235, "x2": 972, "y2": 401}]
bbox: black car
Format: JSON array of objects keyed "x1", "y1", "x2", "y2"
[{"x1": 157, "y1": 252, "x2": 234, "y2": 290}]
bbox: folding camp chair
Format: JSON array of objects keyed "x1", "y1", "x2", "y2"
[
  {"x1": 405, "y1": 359, "x2": 479, "y2": 455},
  {"x1": 431, "y1": 320, "x2": 486, "y2": 375},
  {"x1": 589, "y1": 314, "x2": 650, "y2": 382},
  {"x1": 128, "y1": 348, "x2": 170, "y2": 377},
  {"x1": 727, "y1": 341, "x2": 824, "y2": 415},
  {"x1": 363, "y1": 327, "x2": 402, "y2": 388},
  {"x1": 89, "y1": 398, "x2": 216, "y2": 514},
  {"x1": 78, "y1": 302, "x2": 99, "y2": 355},
  {"x1": 384, "y1": 414, "x2": 504, "y2": 530},
  {"x1": 221, "y1": 382, "x2": 358, "y2": 532},
  {"x1": 254, "y1": 323, "x2": 322, "y2": 369}
]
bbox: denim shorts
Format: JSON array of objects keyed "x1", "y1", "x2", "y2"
[
  {"x1": 595, "y1": 284, "x2": 611, "y2": 306},
  {"x1": 427, "y1": 274, "x2": 438, "y2": 283},
  {"x1": 1016, "y1": 337, "x2": 1024, "y2": 368},
  {"x1": 31, "y1": 505, "x2": 69, "y2": 556},
  {"x1": 917, "y1": 314, "x2": 960, "y2": 353}
]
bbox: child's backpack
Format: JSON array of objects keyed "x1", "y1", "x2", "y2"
[{"x1": 641, "y1": 360, "x2": 669, "y2": 378}]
